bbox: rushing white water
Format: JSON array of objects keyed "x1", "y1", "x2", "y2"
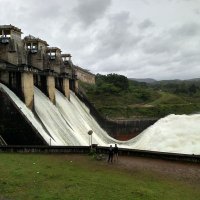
[
  {"x1": 55, "y1": 90, "x2": 120, "y2": 146},
  {"x1": 34, "y1": 87, "x2": 83, "y2": 146},
  {"x1": 127, "y1": 114, "x2": 200, "y2": 154},
  {"x1": 0, "y1": 83, "x2": 200, "y2": 155}
]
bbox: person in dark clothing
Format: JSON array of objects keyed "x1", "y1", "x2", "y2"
[
  {"x1": 113, "y1": 144, "x2": 119, "y2": 162},
  {"x1": 107, "y1": 145, "x2": 114, "y2": 163}
]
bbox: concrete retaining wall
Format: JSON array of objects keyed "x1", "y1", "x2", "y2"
[
  {"x1": 0, "y1": 90, "x2": 47, "y2": 145},
  {"x1": 76, "y1": 91, "x2": 158, "y2": 140},
  {"x1": 0, "y1": 145, "x2": 199, "y2": 163}
]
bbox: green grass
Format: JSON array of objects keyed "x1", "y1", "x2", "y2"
[
  {"x1": 0, "y1": 153, "x2": 199, "y2": 200},
  {"x1": 151, "y1": 92, "x2": 187, "y2": 105}
]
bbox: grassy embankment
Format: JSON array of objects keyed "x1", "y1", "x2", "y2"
[
  {"x1": 80, "y1": 74, "x2": 200, "y2": 119},
  {"x1": 0, "y1": 153, "x2": 199, "y2": 200}
]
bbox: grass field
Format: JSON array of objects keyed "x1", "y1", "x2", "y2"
[{"x1": 0, "y1": 153, "x2": 199, "y2": 200}]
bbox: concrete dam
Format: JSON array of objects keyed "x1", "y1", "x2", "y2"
[{"x1": 0, "y1": 25, "x2": 200, "y2": 155}]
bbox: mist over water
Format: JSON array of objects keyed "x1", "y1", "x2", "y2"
[{"x1": 0, "y1": 83, "x2": 200, "y2": 155}]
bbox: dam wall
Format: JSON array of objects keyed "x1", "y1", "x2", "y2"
[
  {"x1": 1, "y1": 83, "x2": 199, "y2": 155},
  {"x1": 0, "y1": 24, "x2": 157, "y2": 146},
  {"x1": 0, "y1": 89, "x2": 47, "y2": 145},
  {"x1": 102, "y1": 119, "x2": 158, "y2": 140},
  {"x1": 76, "y1": 91, "x2": 158, "y2": 140}
]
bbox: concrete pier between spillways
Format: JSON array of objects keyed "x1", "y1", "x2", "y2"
[
  {"x1": 21, "y1": 72, "x2": 34, "y2": 109},
  {"x1": 0, "y1": 68, "x2": 72, "y2": 108}
]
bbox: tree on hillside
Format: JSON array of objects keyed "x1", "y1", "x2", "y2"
[
  {"x1": 96, "y1": 73, "x2": 129, "y2": 91},
  {"x1": 106, "y1": 74, "x2": 129, "y2": 90},
  {"x1": 188, "y1": 84, "x2": 198, "y2": 94}
]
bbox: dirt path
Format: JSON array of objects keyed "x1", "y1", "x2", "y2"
[
  {"x1": 60, "y1": 153, "x2": 200, "y2": 185},
  {"x1": 107, "y1": 156, "x2": 200, "y2": 184}
]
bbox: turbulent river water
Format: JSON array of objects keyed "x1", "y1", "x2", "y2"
[{"x1": 0, "y1": 83, "x2": 200, "y2": 155}]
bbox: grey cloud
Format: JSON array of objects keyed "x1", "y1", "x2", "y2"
[
  {"x1": 0, "y1": 0, "x2": 74, "y2": 41},
  {"x1": 93, "y1": 11, "x2": 143, "y2": 59},
  {"x1": 170, "y1": 22, "x2": 200, "y2": 37},
  {"x1": 141, "y1": 35, "x2": 177, "y2": 55},
  {"x1": 194, "y1": 8, "x2": 200, "y2": 15},
  {"x1": 1, "y1": 0, "x2": 200, "y2": 80},
  {"x1": 138, "y1": 19, "x2": 154, "y2": 30},
  {"x1": 176, "y1": 49, "x2": 200, "y2": 67},
  {"x1": 73, "y1": 0, "x2": 112, "y2": 27},
  {"x1": 88, "y1": 18, "x2": 200, "y2": 79},
  {"x1": 141, "y1": 22, "x2": 200, "y2": 56},
  {"x1": 128, "y1": 21, "x2": 200, "y2": 79},
  {"x1": 25, "y1": 0, "x2": 62, "y2": 18},
  {"x1": 6, "y1": 0, "x2": 63, "y2": 22}
]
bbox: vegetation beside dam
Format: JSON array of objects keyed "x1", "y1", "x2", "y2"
[{"x1": 80, "y1": 74, "x2": 200, "y2": 119}]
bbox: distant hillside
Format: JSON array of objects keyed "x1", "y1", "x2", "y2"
[
  {"x1": 130, "y1": 78, "x2": 157, "y2": 83},
  {"x1": 186, "y1": 78, "x2": 200, "y2": 82},
  {"x1": 130, "y1": 78, "x2": 200, "y2": 85},
  {"x1": 153, "y1": 78, "x2": 200, "y2": 86}
]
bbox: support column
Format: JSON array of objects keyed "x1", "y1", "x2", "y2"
[
  {"x1": 21, "y1": 72, "x2": 34, "y2": 110},
  {"x1": 62, "y1": 78, "x2": 70, "y2": 100},
  {"x1": 47, "y1": 75, "x2": 55, "y2": 104},
  {"x1": 75, "y1": 79, "x2": 79, "y2": 94},
  {"x1": 0, "y1": 71, "x2": 9, "y2": 85}
]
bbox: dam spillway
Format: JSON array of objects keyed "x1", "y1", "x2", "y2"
[{"x1": 0, "y1": 83, "x2": 200, "y2": 155}]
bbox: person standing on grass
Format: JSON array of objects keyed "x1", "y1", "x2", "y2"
[
  {"x1": 107, "y1": 145, "x2": 114, "y2": 163},
  {"x1": 114, "y1": 144, "x2": 119, "y2": 162}
]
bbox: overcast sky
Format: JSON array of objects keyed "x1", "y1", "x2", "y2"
[{"x1": 0, "y1": 0, "x2": 200, "y2": 80}]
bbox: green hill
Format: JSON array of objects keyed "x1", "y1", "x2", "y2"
[{"x1": 79, "y1": 74, "x2": 200, "y2": 119}]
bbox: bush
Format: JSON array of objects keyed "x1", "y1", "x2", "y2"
[{"x1": 96, "y1": 73, "x2": 129, "y2": 91}]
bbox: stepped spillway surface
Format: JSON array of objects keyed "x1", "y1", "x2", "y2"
[{"x1": 0, "y1": 83, "x2": 200, "y2": 155}]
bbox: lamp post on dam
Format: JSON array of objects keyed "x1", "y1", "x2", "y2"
[{"x1": 88, "y1": 130, "x2": 93, "y2": 149}]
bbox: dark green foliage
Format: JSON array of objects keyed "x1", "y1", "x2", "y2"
[
  {"x1": 80, "y1": 74, "x2": 200, "y2": 119},
  {"x1": 188, "y1": 84, "x2": 198, "y2": 94},
  {"x1": 106, "y1": 73, "x2": 129, "y2": 90},
  {"x1": 96, "y1": 82, "x2": 120, "y2": 94},
  {"x1": 95, "y1": 73, "x2": 129, "y2": 93},
  {"x1": 151, "y1": 80, "x2": 200, "y2": 96}
]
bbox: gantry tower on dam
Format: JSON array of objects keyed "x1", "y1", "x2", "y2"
[{"x1": 0, "y1": 25, "x2": 95, "y2": 110}]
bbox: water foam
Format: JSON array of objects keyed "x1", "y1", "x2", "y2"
[{"x1": 127, "y1": 114, "x2": 200, "y2": 154}]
